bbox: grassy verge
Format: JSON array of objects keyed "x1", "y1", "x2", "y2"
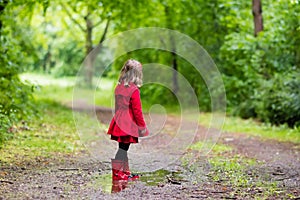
[
  {"x1": 199, "y1": 113, "x2": 300, "y2": 143},
  {"x1": 0, "y1": 100, "x2": 90, "y2": 165}
]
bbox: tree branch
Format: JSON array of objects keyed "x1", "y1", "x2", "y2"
[
  {"x1": 98, "y1": 17, "x2": 110, "y2": 44},
  {"x1": 61, "y1": 3, "x2": 86, "y2": 32},
  {"x1": 92, "y1": 20, "x2": 102, "y2": 28}
]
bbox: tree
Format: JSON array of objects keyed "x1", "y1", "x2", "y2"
[
  {"x1": 252, "y1": 0, "x2": 263, "y2": 36},
  {"x1": 60, "y1": 0, "x2": 155, "y2": 86},
  {"x1": 61, "y1": 1, "x2": 111, "y2": 87}
]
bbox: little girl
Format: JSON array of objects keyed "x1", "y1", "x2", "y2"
[{"x1": 107, "y1": 59, "x2": 149, "y2": 182}]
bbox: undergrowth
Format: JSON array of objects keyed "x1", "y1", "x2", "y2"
[{"x1": 0, "y1": 100, "x2": 88, "y2": 165}]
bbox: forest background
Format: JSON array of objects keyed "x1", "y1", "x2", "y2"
[{"x1": 0, "y1": 0, "x2": 299, "y2": 145}]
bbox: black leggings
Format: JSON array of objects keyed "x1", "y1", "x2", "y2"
[{"x1": 115, "y1": 143, "x2": 130, "y2": 161}]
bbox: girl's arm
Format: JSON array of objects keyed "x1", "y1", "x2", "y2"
[{"x1": 131, "y1": 89, "x2": 149, "y2": 136}]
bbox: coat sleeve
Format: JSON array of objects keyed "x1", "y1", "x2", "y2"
[{"x1": 130, "y1": 89, "x2": 149, "y2": 136}]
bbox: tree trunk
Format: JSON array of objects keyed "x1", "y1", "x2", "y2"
[
  {"x1": 85, "y1": 14, "x2": 93, "y2": 87},
  {"x1": 252, "y1": 0, "x2": 263, "y2": 37},
  {"x1": 165, "y1": 5, "x2": 179, "y2": 94},
  {"x1": 171, "y1": 51, "x2": 179, "y2": 94},
  {"x1": 84, "y1": 15, "x2": 110, "y2": 87}
]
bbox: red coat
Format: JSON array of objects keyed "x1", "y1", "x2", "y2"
[{"x1": 107, "y1": 83, "x2": 149, "y2": 138}]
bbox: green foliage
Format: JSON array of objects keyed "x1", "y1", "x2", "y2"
[
  {"x1": 218, "y1": 0, "x2": 300, "y2": 126},
  {"x1": 220, "y1": 33, "x2": 261, "y2": 117},
  {"x1": 0, "y1": 113, "x2": 12, "y2": 145},
  {"x1": 255, "y1": 71, "x2": 300, "y2": 127},
  {"x1": 141, "y1": 83, "x2": 178, "y2": 108},
  {"x1": 51, "y1": 41, "x2": 84, "y2": 77},
  {"x1": 0, "y1": 0, "x2": 49, "y2": 145},
  {"x1": 0, "y1": 33, "x2": 36, "y2": 146}
]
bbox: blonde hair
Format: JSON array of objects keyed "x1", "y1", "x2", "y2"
[{"x1": 118, "y1": 59, "x2": 143, "y2": 87}]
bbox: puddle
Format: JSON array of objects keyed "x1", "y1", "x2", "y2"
[
  {"x1": 139, "y1": 169, "x2": 184, "y2": 186},
  {"x1": 94, "y1": 169, "x2": 186, "y2": 194}
]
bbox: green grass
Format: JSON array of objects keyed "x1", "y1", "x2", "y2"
[
  {"x1": 209, "y1": 155, "x2": 257, "y2": 186},
  {"x1": 199, "y1": 112, "x2": 300, "y2": 143},
  {"x1": 21, "y1": 73, "x2": 115, "y2": 107},
  {"x1": 0, "y1": 100, "x2": 90, "y2": 164},
  {"x1": 34, "y1": 85, "x2": 114, "y2": 108}
]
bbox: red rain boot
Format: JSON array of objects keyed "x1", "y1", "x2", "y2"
[
  {"x1": 124, "y1": 160, "x2": 140, "y2": 181},
  {"x1": 111, "y1": 179, "x2": 127, "y2": 193},
  {"x1": 111, "y1": 159, "x2": 128, "y2": 181}
]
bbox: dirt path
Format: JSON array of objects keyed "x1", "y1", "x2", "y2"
[{"x1": 1, "y1": 104, "x2": 299, "y2": 199}]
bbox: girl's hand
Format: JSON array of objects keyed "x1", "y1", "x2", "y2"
[{"x1": 139, "y1": 128, "x2": 149, "y2": 137}]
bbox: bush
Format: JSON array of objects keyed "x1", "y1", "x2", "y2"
[
  {"x1": 219, "y1": 32, "x2": 261, "y2": 116},
  {"x1": 217, "y1": 0, "x2": 300, "y2": 127},
  {"x1": 0, "y1": 31, "x2": 37, "y2": 146},
  {"x1": 254, "y1": 71, "x2": 300, "y2": 127},
  {"x1": 219, "y1": 29, "x2": 299, "y2": 127}
]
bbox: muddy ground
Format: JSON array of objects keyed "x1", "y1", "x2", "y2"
[{"x1": 0, "y1": 106, "x2": 300, "y2": 200}]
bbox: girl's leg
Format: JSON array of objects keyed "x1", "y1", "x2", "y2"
[
  {"x1": 115, "y1": 142, "x2": 130, "y2": 161},
  {"x1": 113, "y1": 142, "x2": 139, "y2": 180}
]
